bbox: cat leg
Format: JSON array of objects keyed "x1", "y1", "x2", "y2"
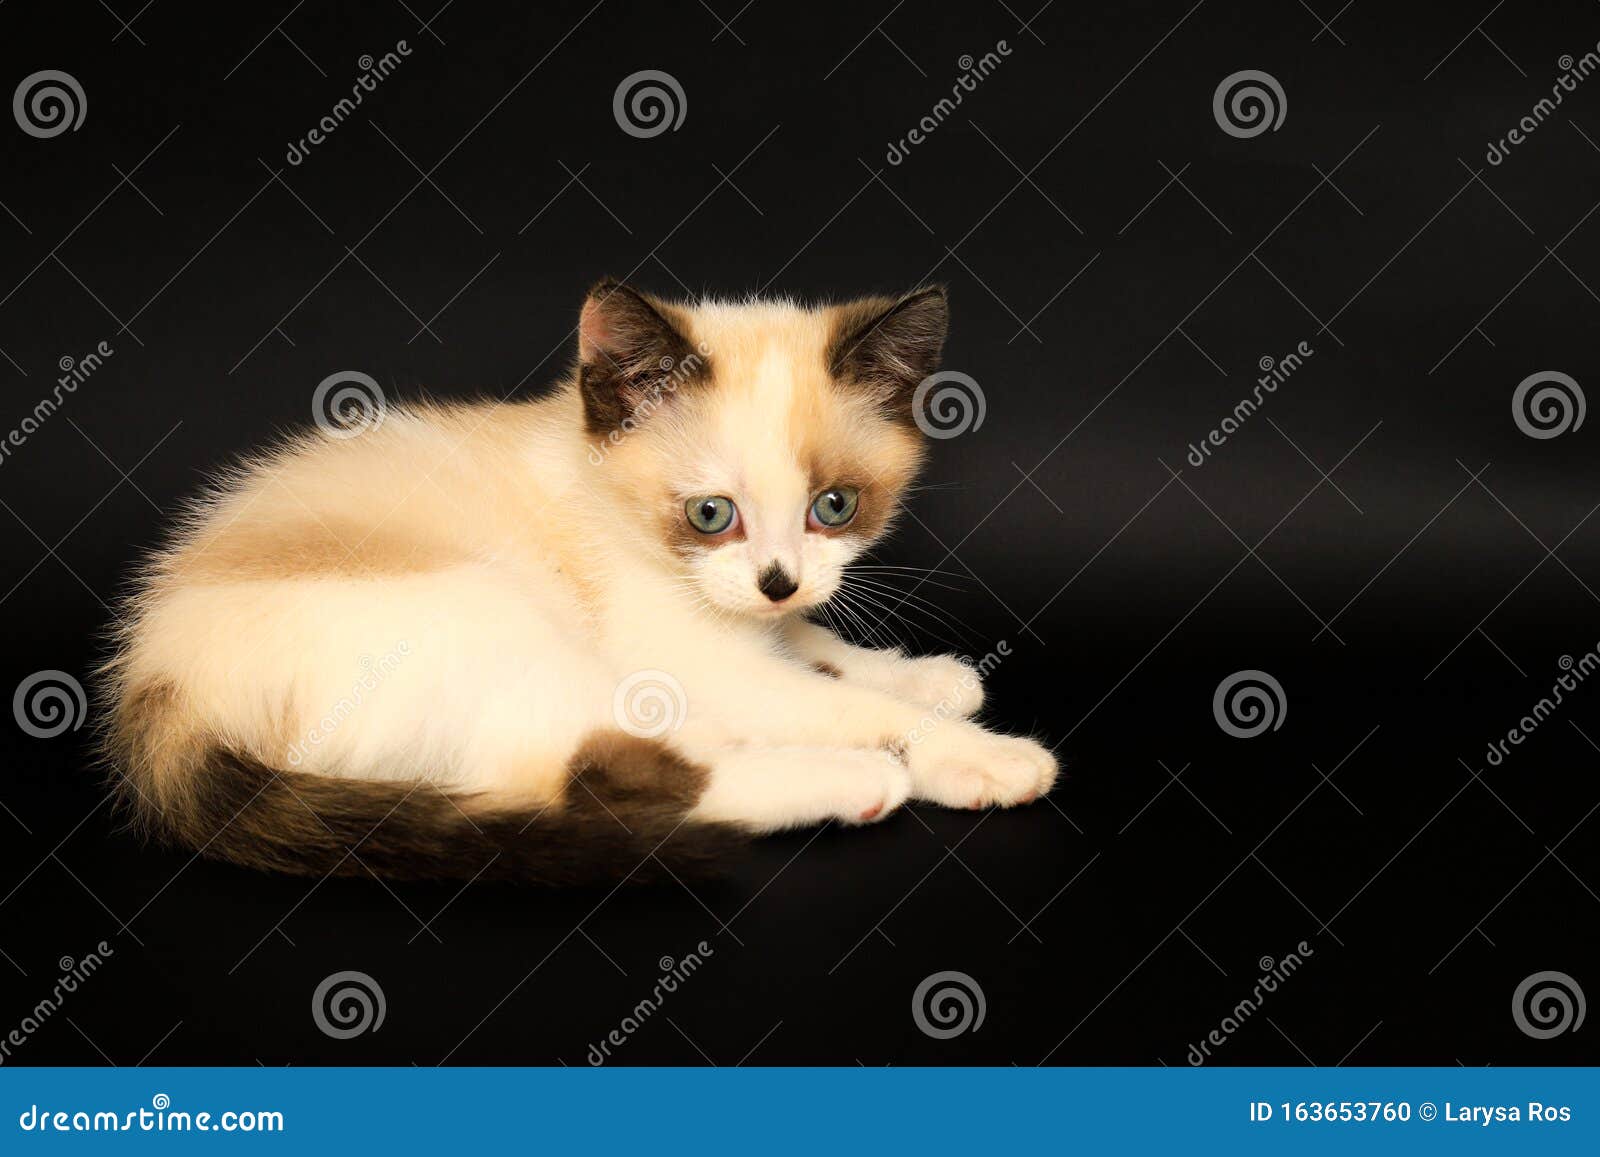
[
  {"x1": 779, "y1": 619, "x2": 984, "y2": 718},
  {"x1": 128, "y1": 565, "x2": 616, "y2": 801},
  {"x1": 666, "y1": 652, "x2": 1054, "y2": 810},
  {"x1": 687, "y1": 745, "x2": 913, "y2": 831}
]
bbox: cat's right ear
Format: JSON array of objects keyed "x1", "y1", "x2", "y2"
[{"x1": 578, "y1": 279, "x2": 702, "y2": 435}]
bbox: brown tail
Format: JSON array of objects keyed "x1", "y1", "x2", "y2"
[{"x1": 111, "y1": 731, "x2": 744, "y2": 886}]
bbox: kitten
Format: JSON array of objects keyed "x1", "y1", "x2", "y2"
[{"x1": 101, "y1": 282, "x2": 1057, "y2": 884}]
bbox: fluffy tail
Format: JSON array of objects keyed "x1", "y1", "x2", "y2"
[{"x1": 108, "y1": 712, "x2": 744, "y2": 886}]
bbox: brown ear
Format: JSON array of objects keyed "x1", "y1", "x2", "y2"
[
  {"x1": 578, "y1": 280, "x2": 703, "y2": 435},
  {"x1": 827, "y1": 286, "x2": 949, "y2": 409}
]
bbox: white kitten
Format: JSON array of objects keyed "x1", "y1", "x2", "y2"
[{"x1": 101, "y1": 282, "x2": 1056, "y2": 884}]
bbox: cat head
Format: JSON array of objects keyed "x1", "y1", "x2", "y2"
[{"x1": 578, "y1": 280, "x2": 948, "y2": 618}]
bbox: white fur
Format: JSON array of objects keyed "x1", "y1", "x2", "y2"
[{"x1": 109, "y1": 296, "x2": 1057, "y2": 835}]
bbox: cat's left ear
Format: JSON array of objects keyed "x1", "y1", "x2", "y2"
[
  {"x1": 827, "y1": 285, "x2": 949, "y2": 410},
  {"x1": 577, "y1": 279, "x2": 702, "y2": 434}
]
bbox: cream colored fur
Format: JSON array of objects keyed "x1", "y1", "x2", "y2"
[{"x1": 105, "y1": 290, "x2": 1056, "y2": 836}]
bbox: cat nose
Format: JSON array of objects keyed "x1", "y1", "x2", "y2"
[{"x1": 756, "y1": 561, "x2": 799, "y2": 602}]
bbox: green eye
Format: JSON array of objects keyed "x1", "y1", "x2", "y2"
[
  {"x1": 685, "y1": 496, "x2": 737, "y2": 535},
  {"x1": 809, "y1": 486, "x2": 860, "y2": 529}
]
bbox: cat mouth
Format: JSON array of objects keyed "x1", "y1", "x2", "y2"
[{"x1": 752, "y1": 590, "x2": 815, "y2": 616}]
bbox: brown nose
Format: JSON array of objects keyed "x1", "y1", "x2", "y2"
[{"x1": 757, "y1": 562, "x2": 798, "y2": 602}]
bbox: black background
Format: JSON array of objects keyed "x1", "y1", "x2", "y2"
[{"x1": 2, "y1": 0, "x2": 1598, "y2": 1066}]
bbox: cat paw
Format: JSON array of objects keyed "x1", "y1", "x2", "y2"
[
  {"x1": 837, "y1": 752, "x2": 914, "y2": 825},
  {"x1": 884, "y1": 654, "x2": 986, "y2": 717},
  {"x1": 907, "y1": 726, "x2": 1056, "y2": 810},
  {"x1": 691, "y1": 746, "x2": 912, "y2": 831}
]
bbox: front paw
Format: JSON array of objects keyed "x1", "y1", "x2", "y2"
[
  {"x1": 839, "y1": 753, "x2": 914, "y2": 825},
  {"x1": 885, "y1": 653, "x2": 986, "y2": 717},
  {"x1": 905, "y1": 723, "x2": 1057, "y2": 809}
]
